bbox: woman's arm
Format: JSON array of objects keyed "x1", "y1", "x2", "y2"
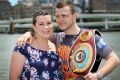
[{"x1": 9, "y1": 52, "x2": 25, "y2": 80}]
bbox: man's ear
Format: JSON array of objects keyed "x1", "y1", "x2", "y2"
[
  {"x1": 74, "y1": 13, "x2": 79, "y2": 18},
  {"x1": 72, "y1": 13, "x2": 78, "y2": 21}
]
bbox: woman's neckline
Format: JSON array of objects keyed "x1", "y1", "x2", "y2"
[{"x1": 26, "y1": 43, "x2": 56, "y2": 52}]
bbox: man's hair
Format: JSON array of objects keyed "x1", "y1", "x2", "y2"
[
  {"x1": 56, "y1": 1, "x2": 75, "y2": 14},
  {"x1": 32, "y1": 10, "x2": 50, "y2": 25}
]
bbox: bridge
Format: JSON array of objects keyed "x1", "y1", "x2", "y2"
[{"x1": 0, "y1": 14, "x2": 120, "y2": 33}]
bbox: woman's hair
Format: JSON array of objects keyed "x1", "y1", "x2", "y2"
[
  {"x1": 32, "y1": 10, "x2": 50, "y2": 25},
  {"x1": 56, "y1": 1, "x2": 76, "y2": 14}
]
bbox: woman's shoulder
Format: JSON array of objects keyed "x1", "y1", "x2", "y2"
[
  {"x1": 13, "y1": 43, "x2": 30, "y2": 56},
  {"x1": 14, "y1": 43, "x2": 29, "y2": 50}
]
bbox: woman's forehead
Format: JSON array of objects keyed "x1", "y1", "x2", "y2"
[{"x1": 36, "y1": 15, "x2": 51, "y2": 21}]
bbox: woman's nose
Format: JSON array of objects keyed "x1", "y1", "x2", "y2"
[{"x1": 44, "y1": 25, "x2": 49, "y2": 29}]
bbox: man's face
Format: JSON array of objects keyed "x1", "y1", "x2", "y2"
[
  {"x1": 55, "y1": 6, "x2": 75, "y2": 31},
  {"x1": 33, "y1": 15, "x2": 53, "y2": 39}
]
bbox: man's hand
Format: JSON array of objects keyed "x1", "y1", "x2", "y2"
[
  {"x1": 17, "y1": 32, "x2": 33, "y2": 46},
  {"x1": 84, "y1": 72, "x2": 98, "y2": 80}
]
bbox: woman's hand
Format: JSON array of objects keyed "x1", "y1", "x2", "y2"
[{"x1": 17, "y1": 31, "x2": 33, "y2": 46}]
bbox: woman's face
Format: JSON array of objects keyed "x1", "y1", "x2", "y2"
[{"x1": 33, "y1": 15, "x2": 53, "y2": 39}]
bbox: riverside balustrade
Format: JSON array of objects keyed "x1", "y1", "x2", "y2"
[{"x1": 0, "y1": 14, "x2": 120, "y2": 33}]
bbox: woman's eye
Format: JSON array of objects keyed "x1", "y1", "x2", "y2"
[
  {"x1": 39, "y1": 24, "x2": 44, "y2": 26},
  {"x1": 48, "y1": 23, "x2": 51, "y2": 25}
]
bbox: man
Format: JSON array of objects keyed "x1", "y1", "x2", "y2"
[{"x1": 17, "y1": 1, "x2": 120, "y2": 80}]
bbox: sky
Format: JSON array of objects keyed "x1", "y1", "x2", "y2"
[{"x1": 9, "y1": 0, "x2": 18, "y2": 6}]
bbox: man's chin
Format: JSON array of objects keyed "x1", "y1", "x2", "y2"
[
  {"x1": 59, "y1": 27, "x2": 66, "y2": 31},
  {"x1": 60, "y1": 27, "x2": 70, "y2": 32}
]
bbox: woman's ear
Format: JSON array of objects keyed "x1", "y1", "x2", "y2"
[{"x1": 32, "y1": 25, "x2": 35, "y2": 30}]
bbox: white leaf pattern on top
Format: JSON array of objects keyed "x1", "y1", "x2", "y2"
[
  {"x1": 42, "y1": 71, "x2": 50, "y2": 80},
  {"x1": 14, "y1": 43, "x2": 63, "y2": 80},
  {"x1": 43, "y1": 58, "x2": 48, "y2": 66},
  {"x1": 51, "y1": 61, "x2": 55, "y2": 67}
]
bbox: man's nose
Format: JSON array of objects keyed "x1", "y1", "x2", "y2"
[{"x1": 58, "y1": 16, "x2": 63, "y2": 22}]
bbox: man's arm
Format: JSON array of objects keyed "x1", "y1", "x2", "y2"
[
  {"x1": 17, "y1": 31, "x2": 33, "y2": 46},
  {"x1": 84, "y1": 34, "x2": 120, "y2": 80},
  {"x1": 96, "y1": 51, "x2": 120, "y2": 79},
  {"x1": 84, "y1": 51, "x2": 119, "y2": 80}
]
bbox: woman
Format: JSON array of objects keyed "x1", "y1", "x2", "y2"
[{"x1": 9, "y1": 10, "x2": 63, "y2": 80}]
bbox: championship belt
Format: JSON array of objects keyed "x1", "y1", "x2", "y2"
[{"x1": 68, "y1": 30, "x2": 96, "y2": 76}]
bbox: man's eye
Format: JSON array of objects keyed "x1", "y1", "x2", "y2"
[
  {"x1": 62, "y1": 15, "x2": 67, "y2": 17},
  {"x1": 55, "y1": 15, "x2": 59, "y2": 18}
]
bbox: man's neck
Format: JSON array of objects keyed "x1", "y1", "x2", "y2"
[{"x1": 64, "y1": 23, "x2": 81, "y2": 35}]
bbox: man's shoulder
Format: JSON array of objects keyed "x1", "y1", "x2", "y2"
[
  {"x1": 50, "y1": 32, "x2": 65, "y2": 43},
  {"x1": 53, "y1": 32, "x2": 65, "y2": 37},
  {"x1": 53, "y1": 32, "x2": 65, "y2": 35},
  {"x1": 81, "y1": 29, "x2": 101, "y2": 36}
]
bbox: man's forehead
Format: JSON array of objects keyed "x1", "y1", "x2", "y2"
[{"x1": 55, "y1": 7, "x2": 71, "y2": 14}]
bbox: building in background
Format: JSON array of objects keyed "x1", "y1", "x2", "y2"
[
  {"x1": 88, "y1": 0, "x2": 120, "y2": 13},
  {"x1": 0, "y1": 0, "x2": 11, "y2": 20},
  {"x1": 1, "y1": 0, "x2": 120, "y2": 20},
  {"x1": 0, "y1": 0, "x2": 81, "y2": 20}
]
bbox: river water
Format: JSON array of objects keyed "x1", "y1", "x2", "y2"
[{"x1": 0, "y1": 32, "x2": 120, "y2": 80}]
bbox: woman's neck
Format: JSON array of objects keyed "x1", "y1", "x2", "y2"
[{"x1": 31, "y1": 35, "x2": 49, "y2": 51}]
